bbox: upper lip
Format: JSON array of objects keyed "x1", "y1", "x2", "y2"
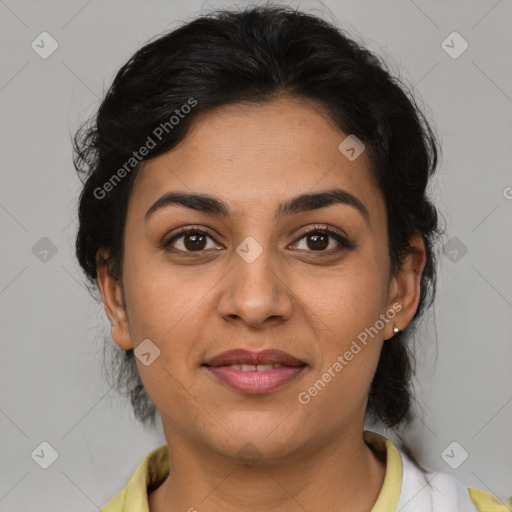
[{"x1": 204, "y1": 349, "x2": 306, "y2": 367}]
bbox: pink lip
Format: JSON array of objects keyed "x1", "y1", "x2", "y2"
[
  {"x1": 203, "y1": 349, "x2": 307, "y2": 394},
  {"x1": 204, "y1": 365, "x2": 306, "y2": 394},
  {"x1": 204, "y1": 348, "x2": 305, "y2": 367}
]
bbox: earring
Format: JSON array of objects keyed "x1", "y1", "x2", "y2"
[{"x1": 393, "y1": 325, "x2": 402, "y2": 335}]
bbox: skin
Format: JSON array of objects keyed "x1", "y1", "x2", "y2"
[{"x1": 97, "y1": 96, "x2": 426, "y2": 512}]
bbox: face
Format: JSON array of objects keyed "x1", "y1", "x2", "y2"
[{"x1": 98, "y1": 96, "x2": 424, "y2": 462}]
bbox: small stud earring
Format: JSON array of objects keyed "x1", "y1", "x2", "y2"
[{"x1": 393, "y1": 325, "x2": 402, "y2": 335}]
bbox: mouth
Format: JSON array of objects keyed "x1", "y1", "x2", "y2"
[{"x1": 202, "y1": 349, "x2": 307, "y2": 394}]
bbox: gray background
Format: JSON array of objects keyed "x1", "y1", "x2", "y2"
[{"x1": 1, "y1": 0, "x2": 511, "y2": 510}]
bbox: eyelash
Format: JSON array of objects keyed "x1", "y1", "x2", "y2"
[{"x1": 162, "y1": 225, "x2": 354, "y2": 255}]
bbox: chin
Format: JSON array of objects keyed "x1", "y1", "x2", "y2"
[{"x1": 205, "y1": 420, "x2": 305, "y2": 463}]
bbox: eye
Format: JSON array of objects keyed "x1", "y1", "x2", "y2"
[
  {"x1": 290, "y1": 225, "x2": 353, "y2": 253},
  {"x1": 162, "y1": 227, "x2": 221, "y2": 253},
  {"x1": 162, "y1": 224, "x2": 354, "y2": 255}
]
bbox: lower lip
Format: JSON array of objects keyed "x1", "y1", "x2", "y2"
[{"x1": 204, "y1": 365, "x2": 306, "y2": 394}]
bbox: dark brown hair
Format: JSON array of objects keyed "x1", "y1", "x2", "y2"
[{"x1": 73, "y1": 5, "x2": 441, "y2": 431}]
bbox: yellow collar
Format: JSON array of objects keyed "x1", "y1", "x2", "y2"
[
  {"x1": 100, "y1": 430, "x2": 402, "y2": 511},
  {"x1": 100, "y1": 429, "x2": 511, "y2": 511},
  {"x1": 363, "y1": 430, "x2": 402, "y2": 511}
]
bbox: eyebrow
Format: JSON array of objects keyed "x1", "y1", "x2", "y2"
[{"x1": 144, "y1": 188, "x2": 370, "y2": 224}]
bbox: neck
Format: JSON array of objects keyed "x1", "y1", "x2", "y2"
[{"x1": 149, "y1": 427, "x2": 386, "y2": 512}]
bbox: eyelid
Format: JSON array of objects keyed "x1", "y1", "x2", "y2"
[
  {"x1": 293, "y1": 223, "x2": 349, "y2": 241},
  {"x1": 162, "y1": 225, "x2": 220, "y2": 247},
  {"x1": 290, "y1": 224, "x2": 354, "y2": 252}
]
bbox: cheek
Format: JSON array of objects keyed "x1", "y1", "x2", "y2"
[
  {"x1": 295, "y1": 260, "x2": 388, "y2": 398},
  {"x1": 122, "y1": 249, "x2": 202, "y2": 339},
  {"x1": 121, "y1": 252, "x2": 217, "y2": 384},
  {"x1": 298, "y1": 284, "x2": 385, "y2": 420},
  {"x1": 299, "y1": 260, "x2": 389, "y2": 340},
  {"x1": 122, "y1": 264, "x2": 207, "y2": 414}
]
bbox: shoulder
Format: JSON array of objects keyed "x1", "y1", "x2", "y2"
[
  {"x1": 100, "y1": 488, "x2": 127, "y2": 512},
  {"x1": 100, "y1": 443, "x2": 169, "y2": 512},
  {"x1": 468, "y1": 487, "x2": 512, "y2": 512},
  {"x1": 399, "y1": 447, "x2": 511, "y2": 512},
  {"x1": 364, "y1": 430, "x2": 510, "y2": 512}
]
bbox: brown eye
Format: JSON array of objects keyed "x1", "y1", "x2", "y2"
[
  {"x1": 291, "y1": 226, "x2": 353, "y2": 253},
  {"x1": 163, "y1": 229, "x2": 219, "y2": 253},
  {"x1": 305, "y1": 232, "x2": 329, "y2": 250},
  {"x1": 182, "y1": 232, "x2": 207, "y2": 251}
]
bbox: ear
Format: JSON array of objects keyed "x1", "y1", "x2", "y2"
[
  {"x1": 384, "y1": 233, "x2": 427, "y2": 340},
  {"x1": 96, "y1": 248, "x2": 133, "y2": 350}
]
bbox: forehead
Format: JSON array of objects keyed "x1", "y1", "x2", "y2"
[{"x1": 130, "y1": 97, "x2": 383, "y2": 221}]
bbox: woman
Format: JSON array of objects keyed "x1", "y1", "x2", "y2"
[{"x1": 73, "y1": 5, "x2": 510, "y2": 512}]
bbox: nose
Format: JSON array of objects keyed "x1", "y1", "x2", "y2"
[{"x1": 217, "y1": 244, "x2": 293, "y2": 329}]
